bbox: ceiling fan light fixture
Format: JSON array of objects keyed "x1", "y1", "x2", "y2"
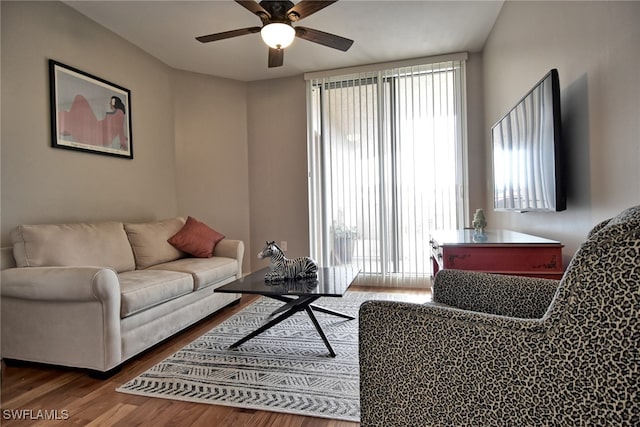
[{"x1": 260, "y1": 23, "x2": 295, "y2": 49}]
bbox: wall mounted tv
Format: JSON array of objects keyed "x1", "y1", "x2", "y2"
[{"x1": 492, "y1": 69, "x2": 566, "y2": 212}]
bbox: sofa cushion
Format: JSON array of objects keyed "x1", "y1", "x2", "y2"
[
  {"x1": 168, "y1": 216, "x2": 225, "y2": 258},
  {"x1": 150, "y1": 257, "x2": 238, "y2": 290},
  {"x1": 10, "y1": 222, "x2": 135, "y2": 273},
  {"x1": 124, "y1": 217, "x2": 186, "y2": 269},
  {"x1": 118, "y1": 270, "x2": 193, "y2": 318}
]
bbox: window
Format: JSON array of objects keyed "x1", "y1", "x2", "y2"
[{"x1": 306, "y1": 55, "x2": 468, "y2": 282}]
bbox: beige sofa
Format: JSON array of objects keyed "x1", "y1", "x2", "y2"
[{"x1": 0, "y1": 217, "x2": 244, "y2": 374}]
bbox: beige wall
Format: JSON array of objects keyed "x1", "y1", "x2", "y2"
[
  {"x1": 6, "y1": 1, "x2": 634, "y2": 275},
  {"x1": 482, "y1": 1, "x2": 640, "y2": 260},
  {"x1": 465, "y1": 52, "x2": 487, "y2": 224},
  {"x1": 244, "y1": 54, "x2": 488, "y2": 272},
  {"x1": 1, "y1": 1, "x2": 253, "y2": 273},
  {"x1": 247, "y1": 76, "x2": 309, "y2": 271},
  {"x1": 0, "y1": 1, "x2": 493, "y2": 276},
  {"x1": 1, "y1": 0, "x2": 177, "y2": 244},
  {"x1": 172, "y1": 70, "x2": 251, "y2": 273}
]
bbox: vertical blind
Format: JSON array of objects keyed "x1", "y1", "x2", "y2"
[{"x1": 306, "y1": 55, "x2": 468, "y2": 281}]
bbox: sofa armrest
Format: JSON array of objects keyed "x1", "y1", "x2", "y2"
[
  {"x1": 1, "y1": 247, "x2": 16, "y2": 269},
  {"x1": 359, "y1": 300, "x2": 550, "y2": 426},
  {"x1": 433, "y1": 269, "x2": 559, "y2": 318},
  {"x1": 1, "y1": 266, "x2": 120, "y2": 303},
  {"x1": 213, "y1": 239, "x2": 244, "y2": 277},
  {"x1": 1, "y1": 266, "x2": 122, "y2": 371}
]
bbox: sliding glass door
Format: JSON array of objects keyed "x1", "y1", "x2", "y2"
[{"x1": 307, "y1": 58, "x2": 467, "y2": 280}]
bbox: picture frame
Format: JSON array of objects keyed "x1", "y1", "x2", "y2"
[{"x1": 49, "y1": 59, "x2": 133, "y2": 159}]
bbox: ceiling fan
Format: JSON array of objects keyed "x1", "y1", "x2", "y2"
[{"x1": 196, "y1": 0, "x2": 354, "y2": 68}]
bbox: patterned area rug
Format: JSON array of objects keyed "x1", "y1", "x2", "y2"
[{"x1": 116, "y1": 291, "x2": 423, "y2": 422}]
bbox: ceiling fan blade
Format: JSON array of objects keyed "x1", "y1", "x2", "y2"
[
  {"x1": 235, "y1": 0, "x2": 271, "y2": 19},
  {"x1": 268, "y1": 48, "x2": 284, "y2": 68},
  {"x1": 196, "y1": 27, "x2": 261, "y2": 43},
  {"x1": 295, "y1": 26, "x2": 353, "y2": 51},
  {"x1": 287, "y1": 0, "x2": 337, "y2": 21}
]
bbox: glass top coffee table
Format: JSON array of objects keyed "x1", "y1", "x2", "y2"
[{"x1": 215, "y1": 266, "x2": 360, "y2": 357}]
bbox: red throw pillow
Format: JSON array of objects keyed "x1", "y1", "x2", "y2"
[{"x1": 168, "y1": 216, "x2": 225, "y2": 258}]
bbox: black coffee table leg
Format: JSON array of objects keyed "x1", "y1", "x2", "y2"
[
  {"x1": 229, "y1": 296, "x2": 346, "y2": 357},
  {"x1": 268, "y1": 295, "x2": 297, "y2": 316},
  {"x1": 267, "y1": 295, "x2": 355, "y2": 320},
  {"x1": 229, "y1": 306, "x2": 299, "y2": 349},
  {"x1": 229, "y1": 296, "x2": 320, "y2": 349},
  {"x1": 309, "y1": 304, "x2": 355, "y2": 320},
  {"x1": 305, "y1": 306, "x2": 336, "y2": 357}
]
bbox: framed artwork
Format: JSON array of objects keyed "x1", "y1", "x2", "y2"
[{"x1": 49, "y1": 59, "x2": 133, "y2": 159}]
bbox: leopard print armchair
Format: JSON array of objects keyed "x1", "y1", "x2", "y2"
[{"x1": 359, "y1": 205, "x2": 639, "y2": 426}]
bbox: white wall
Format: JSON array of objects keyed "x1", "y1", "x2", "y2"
[{"x1": 482, "y1": 0, "x2": 640, "y2": 260}]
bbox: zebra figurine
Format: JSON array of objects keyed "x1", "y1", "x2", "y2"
[{"x1": 257, "y1": 241, "x2": 318, "y2": 281}]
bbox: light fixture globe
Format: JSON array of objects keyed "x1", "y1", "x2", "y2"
[{"x1": 260, "y1": 23, "x2": 295, "y2": 49}]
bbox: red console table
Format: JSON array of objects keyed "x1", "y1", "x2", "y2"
[{"x1": 430, "y1": 229, "x2": 564, "y2": 279}]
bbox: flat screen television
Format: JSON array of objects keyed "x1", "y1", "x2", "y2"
[{"x1": 492, "y1": 69, "x2": 566, "y2": 212}]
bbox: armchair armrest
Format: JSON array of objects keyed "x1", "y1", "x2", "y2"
[
  {"x1": 1, "y1": 266, "x2": 120, "y2": 303},
  {"x1": 213, "y1": 239, "x2": 244, "y2": 277},
  {"x1": 433, "y1": 269, "x2": 559, "y2": 318},
  {"x1": 359, "y1": 300, "x2": 551, "y2": 426},
  {"x1": 587, "y1": 218, "x2": 610, "y2": 239}
]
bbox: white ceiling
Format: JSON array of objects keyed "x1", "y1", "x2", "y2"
[{"x1": 64, "y1": 0, "x2": 504, "y2": 82}]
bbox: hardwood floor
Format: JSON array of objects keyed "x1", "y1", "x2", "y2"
[{"x1": 0, "y1": 286, "x2": 429, "y2": 426}]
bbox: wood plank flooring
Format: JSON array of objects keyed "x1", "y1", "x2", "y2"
[{"x1": 0, "y1": 286, "x2": 429, "y2": 427}]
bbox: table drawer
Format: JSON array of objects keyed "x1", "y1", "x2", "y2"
[{"x1": 442, "y1": 246, "x2": 562, "y2": 275}]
